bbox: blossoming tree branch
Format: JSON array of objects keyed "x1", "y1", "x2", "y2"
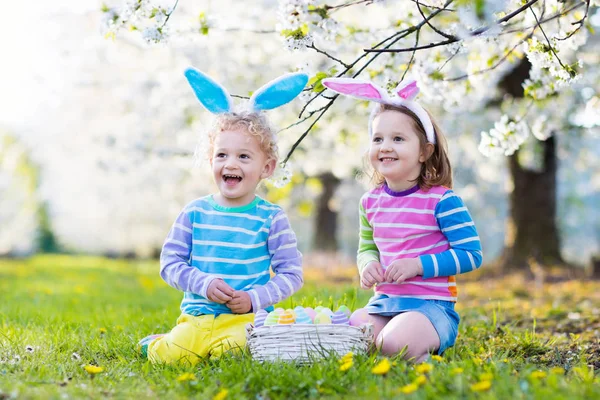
[{"x1": 102, "y1": 0, "x2": 597, "y2": 161}]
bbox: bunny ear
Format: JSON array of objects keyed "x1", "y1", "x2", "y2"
[
  {"x1": 249, "y1": 72, "x2": 309, "y2": 111},
  {"x1": 322, "y1": 78, "x2": 389, "y2": 103},
  {"x1": 395, "y1": 79, "x2": 419, "y2": 100},
  {"x1": 184, "y1": 67, "x2": 233, "y2": 114}
]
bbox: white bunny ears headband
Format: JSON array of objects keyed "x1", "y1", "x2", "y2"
[
  {"x1": 321, "y1": 78, "x2": 436, "y2": 144},
  {"x1": 184, "y1": 67, "x2": 309, "y2": 114}
]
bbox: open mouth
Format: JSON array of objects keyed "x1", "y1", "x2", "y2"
[
  {"x1": 223, "y1": 174, "x2": 242, "y2": 185},
  {"x1": 379, "y1": 157, "x2": 397, "y2": 162}
]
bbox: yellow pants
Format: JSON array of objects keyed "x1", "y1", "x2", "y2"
[{"x1": 148, "y1": 313, "x2": 254, "y2": 365}]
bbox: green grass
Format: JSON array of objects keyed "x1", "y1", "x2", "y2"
[{"x1": 0, "y1": 255, "x2": 599, "y2": 399}]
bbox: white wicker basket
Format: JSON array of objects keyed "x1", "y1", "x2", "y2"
[{"x1": 246, "y1": 323, "x2": 373, "y2": 363}]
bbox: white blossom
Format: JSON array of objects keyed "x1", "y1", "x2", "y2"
[
  {"x1": 479, "y1": 115, "x2": 529, "y2": 157},
  {"x1": 142, "y1": 27, "x2": 167, "y2": 44},
  {"x1": 284, "y1": 34, "x2": 313, "y2": 51},
  {"x1": 268, "y1": 162, "x2": 294, "y2": 188}
]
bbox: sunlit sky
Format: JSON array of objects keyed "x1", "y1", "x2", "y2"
[{"x1": 0, "y1": 1, "x2": 99, "y2": 131}]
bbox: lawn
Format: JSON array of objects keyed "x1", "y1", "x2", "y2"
[{"x1": 0, "y1": 255, "x2": 599, "y2": 399}]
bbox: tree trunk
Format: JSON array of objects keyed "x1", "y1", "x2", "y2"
[
  {"x1": 496, "y1": 57, "x2": 565, "y2": 270},
  {"x1": 312, "y1": 172, "x2": 341, "y2": 252},
  {"x1": 501, "y1": 136, "x2": 564, "y2": 269}
]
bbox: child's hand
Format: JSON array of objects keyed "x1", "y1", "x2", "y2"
[
  {"x1": 360, "y1": 261, "x2": 384, "y2": 289},
  {"x1": 384, "y1": 258, "x2": 423, "y2": 283},
  {"x1": 227, "y1": 291, "x2": 252, "y2": 314},
  {"x1": 206, "y1": 279, "x2": 235, "y2": 304}
]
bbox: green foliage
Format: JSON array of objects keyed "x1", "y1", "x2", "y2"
[
  {"x1": 0, "y1": 256, "x2": 599, "y2": 399},
  {"x1": 198, "y1": 12, "x2": 210, "y2": 35},
  {"x1": 281, "y1": 25, "x2": 309, "y2": 39},
  {"x1": 308, "y1": 67, "x2": 338, "y2": 93},
  {"x1": 36, "y1": 203, "x2": 61, "y2": 253}
]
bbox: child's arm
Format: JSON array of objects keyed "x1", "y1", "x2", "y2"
[
  {"x1": 159, "y1": 208, "x2": 220, "y2": 298},
  {"x1": 419, "y1": 190, "x2": 483, "y2": 278},
  {"x1": 245, "y1": 210, "x2": 303, "y2": 311},
  {"x1": 357, "y1": 199, "x2": 380, "y2": 273}
]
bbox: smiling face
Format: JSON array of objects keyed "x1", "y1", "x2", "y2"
[
  {"x1": 210, "y1": 128, "x2": 275, "y2": 207},
  {"x1": 369, "y1": 110, "x2": 431, "y2": 191}
]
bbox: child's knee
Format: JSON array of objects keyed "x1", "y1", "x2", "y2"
[{"x1": 376, "y1": 332, "x2": 432, "y2": 362}]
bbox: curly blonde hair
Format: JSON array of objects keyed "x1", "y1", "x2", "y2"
[{"x1": 204, "y1": 110, "x2": 279, "y2": 162}]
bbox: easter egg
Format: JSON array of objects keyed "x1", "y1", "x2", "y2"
[
  {"x1": 275, "y1": 307, "x2": 285, "y2": 314},
  {"x1": 321, "y1": 307, "x2": 334, "y2": 317},
  {"x1": 294, "y1": 306, "x2": 305, "y2": 313},
  {"x1": 349, "y1": 308, "x2": 370, "y2": 327},
  {"x1": 285, "y1": 308, "x2": 297, "y2": 318},
  {"x1": 278, "y1": 311, "x2": 295, "y2": 324},
  {"x1": 331, "y1": 310, "x2": 350, "y2": 325},
  {"x1": 337, "y1": 305, "x2": 352, "y2": 317},
  {"x1": 295, "y1": 312, "x2": 313, "y2": 324},
  {"x1": 314, "y1": 312, "x2": 332, "y2": 324},
  {"x1": 264, "y1": 311, "x2": 280, "y2": 326},
  {"x1": 254, "y1": 309, "x2": 268, "y2": 328},
  {"x1": 295, "y1": 309, "x2": 312, "y2": 323},
  {"x1": 303, "y1": 307, "x2": 317, "y2": 321}
]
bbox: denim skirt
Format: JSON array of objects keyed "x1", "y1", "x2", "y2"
[{"x1": 365, "y1": 294, "x2": 460, "y2": 355}]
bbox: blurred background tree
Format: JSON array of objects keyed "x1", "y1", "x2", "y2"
[{"x1": 1, "y1": 0, "x2": 599, "y2": 273}]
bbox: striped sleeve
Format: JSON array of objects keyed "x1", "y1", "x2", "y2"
[
  {"x1": 357, "y1": 197, "x2": 380, "y2": 273},
  {"x1": 419, "y1": 191, "x2": 483, "y2": 279},
  {"x1": 247, "y1": 210, "x2": 303, "y2": 311},
  {"x1": 159, "y1": 208, "x2": 217, "y2": 298}
]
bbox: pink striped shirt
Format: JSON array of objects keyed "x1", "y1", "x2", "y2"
[{"x1": 358, "y1": 185, "x2": 463, "y2": 301}]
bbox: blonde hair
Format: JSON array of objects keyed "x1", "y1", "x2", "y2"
[
  {"x1": 366, "y1": 104, "x2": 453, "y2": 190},
  {"x1": 204, "y1": 110, "x2": 279, "y2": 162}
]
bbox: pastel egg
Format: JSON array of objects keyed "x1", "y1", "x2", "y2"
[
  {"x1": 278, "y1": 311, "x2": 295, "y2": 324},
  {"x1": 275, "y1": 307, "x2": 285, "y2": 314},
  {"x1": 321, "y1": 307, "x2": 334, "y2": 317},
  {"x1": 294, "y1": 306, "x2": 305, "y2": 314},
  {"x1": 264, "y1": 311, "x2": 280, "y2": 326},
  {"x1": 254, "y1": 310, "x2": 268, "y2": 327},
  {"x1": 349, "y1": 308, "x2": 370, "y2": 327},
  {"x1": 337, "y1": 305, "x2": 352, "y2": 317},
  {"x1": 331, "y1": 310, "x2": 350, "y2": 325},
  {"x1": 314, "y1": 312, "x2": 332, "y2": 324},
  {"x1": 303, "y1": 307, "x2": 316, "y2": 321},
  {"x1": 285, "y1": 308, "x2": 297, "y2": 318},
  {"x1": 296, "y1": 312, "x2": 313, "y2": 324}
]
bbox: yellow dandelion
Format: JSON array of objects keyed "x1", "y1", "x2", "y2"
[
  {"x1": 372, "y1": 358, "x2": 391, "y2": 375},
  {"x1": 470, "y1": 380, "x2": 492, "y2": 392},
  {"x1": 414, "y1": 375, "x2": 427, "y2": 386},
  {"x1": 400, "y1": 383, "x2": 419, "y2": 394},
  {"x1": 550, "y1": 367, "x2": 565, "y2": 375},
  {"x1": 339, "y1": 352, "x2": 353, "y2": 364},
  {"x1": 529, "y1": 370, "x2": 547, "y2": 379},
  {"x1": 99, "y1": 327, "x2": 107, "y2": 334},
  {"x1": 339, "y1": 359, "x2": 353, "y2": 372},
  {"x1": 472, "y1": 357, "x2": 483, "y2": 365},
  {"x1": 176, "y1": 372, "x2": 196, "y2": 382},
  {"x1": 480, "y1": 372, "x2": 494, "y2": 381},
  {"x1": 83, "y1": 365, "x2": 104, "y2": 375},
  {"x1": 415, "y1": 363, "x2": 433, "y2": 374},
  {"x1": 213, "y1": 388, "x2": 228, "y2": 400},
  {"x1": 450, "y1": 367, "x2": 464, "y2": 375},
  {"x1": 431, "y1": 355, "x2": 444, "y2": 362}
]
